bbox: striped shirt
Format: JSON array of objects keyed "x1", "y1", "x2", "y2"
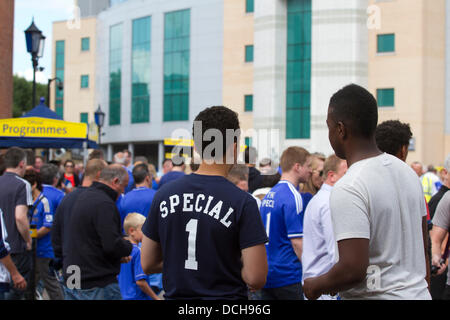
[{"x1": 0, "y1": 172, "x2": 33, "y2": 254}]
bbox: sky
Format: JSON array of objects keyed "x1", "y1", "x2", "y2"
[{"x1": 13, "y1": 0, "x2": 74, "y2": 84}]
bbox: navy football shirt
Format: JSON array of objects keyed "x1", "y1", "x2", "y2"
[{"x1": 142, "y1": 173, "x2": 268, "y2": 300}]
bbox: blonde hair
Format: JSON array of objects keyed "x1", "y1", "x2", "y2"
[
  {"x1": 123, "y1": 213, "x2": 146, "y2": 236},
  {"x1": 300, "y1": 155, "x2": 324, "y2": 195}
]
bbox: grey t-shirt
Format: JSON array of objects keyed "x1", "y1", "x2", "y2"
[
  {"x1": 0, "y1": 172, "x2": 33, "y2": 254},
  {"x1": 431, "y1": 191, "x2": 450, "y2": 285}
]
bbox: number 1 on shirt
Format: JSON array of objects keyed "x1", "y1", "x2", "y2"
[
  {"x1": 185, "y1": 218, "x2": 198, "y2": 270},
  {"x1": 265, "y1": 212, "x2": 271, "y2": 242}
]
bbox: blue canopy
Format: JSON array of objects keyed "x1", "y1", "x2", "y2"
[{"x1": 22, "y1": 98, "x2": 63, "y2": 120}]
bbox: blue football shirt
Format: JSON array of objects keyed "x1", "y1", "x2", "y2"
[
  {"x1": 118, "y1": 243, "x2": 152, "y2": 300},
  {"x1": 260, "y1": 180, "x2": 304, "y2": 288},
  {"x1": 119, "y1": 187, "x2": 156, "y2": 228},
  {"x1": 31, "y1": 194, "x2": 55, "y2": 258},
  {"x1": 142, "y1": 173, "x2": 268, "y2": 299},
  {"x1": 42, "y1": 185, "x2": 65, "y2": 212}
]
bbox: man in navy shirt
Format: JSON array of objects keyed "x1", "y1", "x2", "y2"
[
  {"x1": 119, "y1": 163, "x2": 156, "y2": 231},
  {"x1": 141, "y1": 106, "x2": 268, "y2": 299},
  {"x1": 259, "y1": 146, "x2": 312, "y2": 300}
]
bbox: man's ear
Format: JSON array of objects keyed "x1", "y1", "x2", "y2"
[
  {"x1": 396, "y1": 145, "x2": 408, "y2": 162},
  {"x1": 337, "y1": 121, "x2": 347, "y2": 139},
  {"x1": 113, "y1": 177, "x2": 120, "y2": 186}
]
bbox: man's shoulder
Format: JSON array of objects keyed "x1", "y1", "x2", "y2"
[
  {"x1": 268, "y1": 182, "x2": 302, "y2": 212},
  {"x1": 438, "y1": 191, "x2": 450, "y2": 205},
  {"x1": 43, "y1": 185, "x2": 65, "y2": 196},
  {"x1": 0, "y1": 172, "x2": 28, "y2": 188}
]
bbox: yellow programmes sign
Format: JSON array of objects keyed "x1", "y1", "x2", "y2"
[{"x1": 0, "y1": 117, "x2": 87, "y2": 139}]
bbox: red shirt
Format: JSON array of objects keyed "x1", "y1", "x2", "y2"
[{"x1": 64, "y1": 174, "x2": 75, "y2": 189}]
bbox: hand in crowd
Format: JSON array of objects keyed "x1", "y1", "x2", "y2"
[{"x1": 11, "y1": 272, "x2": 27, "y2": 291}]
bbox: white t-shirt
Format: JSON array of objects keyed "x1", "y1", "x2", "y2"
[{"x1": 330, "y1": 153, "x2": 431, "y2": 300}]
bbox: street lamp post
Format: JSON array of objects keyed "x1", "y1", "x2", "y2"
[
  {"x1": 25, "y1": 19, "x2": 46, "y2": 109},
  {"x1": 94, "y1": 105, "x2": 105, "y2": 146},
  {"x1": 47, "y1": 77, "x2": 63, "y2": 108}
]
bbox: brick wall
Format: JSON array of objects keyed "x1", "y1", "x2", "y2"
[{"x1": 0, "y1": 0, "x2": 14, "y2": 119}]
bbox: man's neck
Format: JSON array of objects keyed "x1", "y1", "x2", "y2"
[
  {"x1": 324, "y1": 180, "x2": 335, "y2": 187},
  {"x1": 280, "y1": 172, "x2": 300, "y2": 188},
  {"x1": 344, "y1": 138, "x2": 382, "y2": 168},
  {"x1": 171, "y1": 167, "x2": 184, "y2": 172},
  {"x1": 195, "y1": 162, "x2": 233, "y2": 178},
  {"x1": 82, "y1": 177, "x2": 94, "y2": 187},
  {"x1": 135, "y1": 182, "x2": 150, "y2": 189},
  {"x1": 5, "y1": 168, "x2": 22, "y2": 176}
]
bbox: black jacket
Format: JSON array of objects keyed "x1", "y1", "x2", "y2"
[
  {"x1": 64, "y1": 182, "x2": 132, "y2": 289},
  {"x1": 52, "y1": 186, "x2": 88, "y2": 262},
  {"x1": 248, "y1": 166, "x2": 263, "y2": 194}
]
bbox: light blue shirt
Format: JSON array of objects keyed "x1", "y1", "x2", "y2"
[{"x1": 302, "y1": 183, "x2": 336, "y2": 282}]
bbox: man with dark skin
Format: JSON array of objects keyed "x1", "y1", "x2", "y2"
[{"x1": 303, "y1": 84, "x2": 430, "y2": 300}]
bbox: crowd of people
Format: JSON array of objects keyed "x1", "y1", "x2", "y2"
[{"x1": 0, "y1": 84, "x2": 449, "y2": 301}]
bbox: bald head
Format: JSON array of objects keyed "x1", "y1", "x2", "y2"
[{"x1": 411, "y1": 161, "x2": 423, "y2": 177}]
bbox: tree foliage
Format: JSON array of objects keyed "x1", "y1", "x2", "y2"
[{"x1": 13, "y1": 75, "x2": 48, "y2": 118}]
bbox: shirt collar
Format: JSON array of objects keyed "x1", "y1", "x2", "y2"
[
  {"x1": 320, "y1": 183, "x2": 333, "y2": 192},
  {"x1": 91, "y1": 181, "x2": 118, "y2": 201}
]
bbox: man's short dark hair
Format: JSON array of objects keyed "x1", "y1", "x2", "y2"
[
  {"x1": 4, "y1": 147, "x2": 27, "y2": 168},
  {"x1": 375, "y1": 120, "x2": 412, "y2": 156},
  {"x1": 40, "y1": 164, "x2": 60, "y2": 185},
  {"x1": 329, "y1": 84, "x2": 378, "y2": 138},
  {"x1": 132, "y1": 163, "x2": 150, "y2": 184},
  {"x1": 193, "y1": 106, "x2": 240, "y2": 160}
]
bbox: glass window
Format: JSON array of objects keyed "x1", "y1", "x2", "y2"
[
  {"x1": 55, "y1": 40, "x2": 65, "y2": 119},
  {"x1": 286, "y1": 0, "x2": 311, "y2": 139},
  {"x1": 245, "y1": 137, "x2": 252, "y2": 147},
  {"x1": 377, "y1": 34, "x2": 395, "y2": 53},
  {"x1": 246, "y1": 0, "x2": 254, "y2": 13},
  {"x1": 80, "y1": 113, "x2": 88, "y2": 124},
  {"x1": 131, "y1": 16, "x2": 151, "y2": 124},
  {"x1": 377, "y1": 88, "x2": 395, "y2": 107},
  {"x1": 164, "y1": 9, "x2": 190, "y2": 122},
  {"x1": 80, "y1": 75, "x2": 89, "y2": 88},
  {"x1": 109, "y1": 24, "x2": 123, "y2": 126},
  {"x1": 81, "y1": 37, "x2": 90, "y2": 51},
  {"x1": 245, "y1": 45, "x2": 254, "y2": 62},
  {"x1": 244, "y1": 95, "x2": 253, "y2": 112}
]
